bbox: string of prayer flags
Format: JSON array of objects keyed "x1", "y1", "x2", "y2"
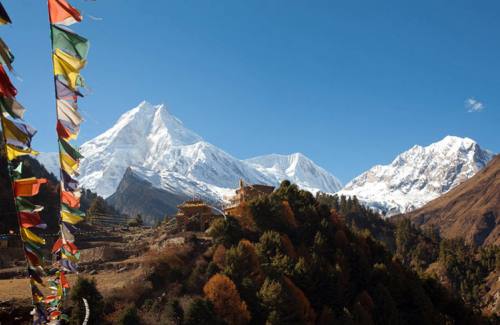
[
  {"x1": 47, "y1": 0, "x2": 93, "y2": 319},
  {"x1": 0, "y1": 3, "x2": 50, "y2": 320}
]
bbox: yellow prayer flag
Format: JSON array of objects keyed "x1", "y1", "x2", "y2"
[
  {"x1": 53, "y1": 48, "x2": 86, "y2": 90},
  {"x1": 60, "y1": 152, "x2": 79, "y2": 175},
  {"x1": 21, "y1": 228, "x2": 46, "y2": 246},
  {"x1": 6, "y1": 144, "x2": 39, "y2": 160},
  {"x1": 61, "y1": 210, "x2": 83, "y2": 225}
]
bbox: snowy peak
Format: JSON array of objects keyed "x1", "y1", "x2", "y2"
[
  {"x1": 246, "y1": 153, "x2": 342, "y2": 193},
  {"x1": 79, "y1": 101, "x2": 341, "y2": 200},
  {"x1": 339, "y1": 135, "x2": 494, "y2": 216}
]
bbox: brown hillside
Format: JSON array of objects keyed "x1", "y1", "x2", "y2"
[{"x1": 400, "y1": 155, "x2": 499, "y2": 246}]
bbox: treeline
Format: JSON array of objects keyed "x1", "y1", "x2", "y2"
[
  {"x1": 73, "y1": 181, "x2": 496, "y2": 324},
  {"x1": 315, "y1": 192, "x2": 499, "y2": 315}
]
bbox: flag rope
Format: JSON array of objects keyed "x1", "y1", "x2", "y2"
[
  {"x1": 46, "y1": 0, "x2": 91, "y2": 322},
  {"x1": 0, "y1": 2, "x2": 50, "y2": 323}
]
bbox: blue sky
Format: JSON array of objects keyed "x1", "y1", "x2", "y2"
[{"x1": 2, "y1": 0, "x2": 499, "y2": 183}]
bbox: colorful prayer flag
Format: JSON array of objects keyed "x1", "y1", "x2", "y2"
[
  {"x1": 20, "y1": 211, "x2": 42, "y2": 228},
  {"x1": 16, "y1": 197, "x2": 44, "y2": 213},
  {"x1": 61, "y1": 190, "x2": 80, "y2": 208},
  {"x1": 21, "y1": 228, "x2": 46, "y2": 246},
  {"x1": 0, "y1": 2, "x2": 11, "y2": 25},
  {"x1": 0, "y1": 65, "x2": 17, "y2": 97},
  {"x1": 14, "y1": 177, "x2": 47, "y2": 197},
  {"x1": 61, "y1": 210, "x2": 83, "y2": 224},
  {"x1": 59, "y1": 138, "x2": 83, "y2": 160},
  {"x1": 60, "y1": 152, "x2": 79, "y2": 175},
  {"x1": 56, "y1": 78, "x2": 82, "y2": 100},
  {"x1": 6, "y1": 144, "x2": 39, "y2": 160},
  {"x1": 57, "y1": 99, "x2": 83, "y2": 126},
  {"x1": 0, "y1": 38, "x2": 14, "y2": 72},
  {"x1": 53, "y1": 48, "x2": 86, "y2": 89},
  {"x1": 61, "y1": 169, "x2": 79, "y2": 191},
  {"x1": 1, "y1": 117, "x2": 37, "y2": 148},
  {"x1": 51, "y1": 25, "x2": 89, "y2": 60},
  {"x1": 48, "y1": 0, "x2": 82, "y2": 26},
  {"x1": 0, "y1": 96, "x2": 25, "y2": 119}
]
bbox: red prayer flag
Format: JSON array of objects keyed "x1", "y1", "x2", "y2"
[
  {"x1": 25, "y1": 249, "x2": 41, "y2": 266},
  {"x1": 0, "y1": 65, "x2": 17, "y2": 97},
  {"x1": 20, "y1": 212, "x2": 42, "y2": 228},
  {"x1": 48, "y1": 0, "x2": 82, "y2": 26},
  {"x1": 60, "y1": 272, "x2": 70, "y2": 289}
]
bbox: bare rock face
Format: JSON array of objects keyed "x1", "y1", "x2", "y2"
[{"x1": 106, "y1": 167, "x2": 190, "y2": 225}]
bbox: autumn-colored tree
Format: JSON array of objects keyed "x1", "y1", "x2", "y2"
[
  {"x1": 203, "y1": 273, "x2": 251, "y2": 325},
  {"x1": 281, "y1": 200, "x2": 299, "y2": 229},
  {"x1": 212, "y1": 244, "x2": 226, "y2": 269}
]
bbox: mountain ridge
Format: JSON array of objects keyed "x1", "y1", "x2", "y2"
[
  {"x1": 77, "y1": 101, "x2": 343, "y2": 209},
  {"x1": 337, "y1": 135, "x2": 493, "y2": 216}
]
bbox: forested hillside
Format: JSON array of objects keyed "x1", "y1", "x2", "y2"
[{"x1": 69, "y1": 181, "x2": 496, "y2": 324}]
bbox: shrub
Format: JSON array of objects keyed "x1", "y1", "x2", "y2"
[{"x1": 70, "y1": 277, "x2": 103, "y2": 325}]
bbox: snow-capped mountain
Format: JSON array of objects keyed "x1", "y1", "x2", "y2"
[
  {"x1": 79, "y1": 101, "x2": 341, "y2": 201},
  {"x1": 338, "y1": 136, "x2": 494, "y2": 216},
  {"x1": 246, "y1": 153, "x2": 342, "y2": 194}
]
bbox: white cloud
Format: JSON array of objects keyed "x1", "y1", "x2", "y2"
[{"x1": 465, "y1": 98, "x2": 484, "y2": 113}]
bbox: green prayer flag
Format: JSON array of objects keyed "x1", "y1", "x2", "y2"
[
  {"x1": 59, "y1": 138, "x2": 83, "y2": 160},
  {"x1": 51, "y1": 25, "x2": 89, "y2": 60},
  {"x1": 61, "y1": 203, "x2": 85, "y2": 217},
  {"x1": 16, "y1": 197, "x2": 44, "y2": 212}
]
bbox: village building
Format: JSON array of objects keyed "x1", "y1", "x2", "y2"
[
  {"x1": 224, "y1": 180, "x2": 275, "y2": 218},
  {"x1": 175, "y1": 200, "x2": 220, "y2": 232}
]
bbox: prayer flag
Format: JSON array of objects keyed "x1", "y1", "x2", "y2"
[
  {"x1": 20, "y1": 211, "x2": 42, "y2": 228},
  {"x1": 53, "y1": 48, "x2": 86, "y2": 90},
  {"x1": 21, "y1": 228, "x2": 46, "y2": 246},
  {"x1": 0, "y1": 96, "x2": 25, "y2": 119},
  {"x1": 61, "y1": 210, "x2": 83, "y2": 224},
  {"x1": 51, "y1": 25, "x2": 89, "y2": 60},
  {"x1": 56, "y1": 78, "x2": 82, "y2": 100},
  {"x1": 0, "y1": 65, "x2": 16, "y2": 97},
  {"x1": 16, "y1": 197, "x2": 44, "y2": 212},
  {"x1": 57, "y1": 99, "x2": 83, "y2": 126},
  {"x1": 2, "y1": 117, "x2": 37, "y2": 147},
  {"x1": 0, "y1": 38, "x2": 14, "y2": 71},
  {"x1": 60, "y1": 152, "x2": 79, "y2": 175},
  {"x1": 61, "y1": 223, "x2": 75, "y2": 243},
  {"x1": 6, "y1": 144, "x2": 39, "y2": 160},
  {"x1": 61, "y1": 190, "x2": 80, "y2": 208},
  {"x1": 14, "y1": 177, "x2": 47, "y2": 197},
  {"x1": 0, "y1": 2, "x2": 11, "y2": 25},
  {"x1": 61, "y1": 169, "x2": 78, "y2": 191},
  {"x1": 48, "y1": 0, "x2": 82, "y2": 26},
  {"x1": 59, "y1": 138, "x2": 82, "y2": 160}
]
